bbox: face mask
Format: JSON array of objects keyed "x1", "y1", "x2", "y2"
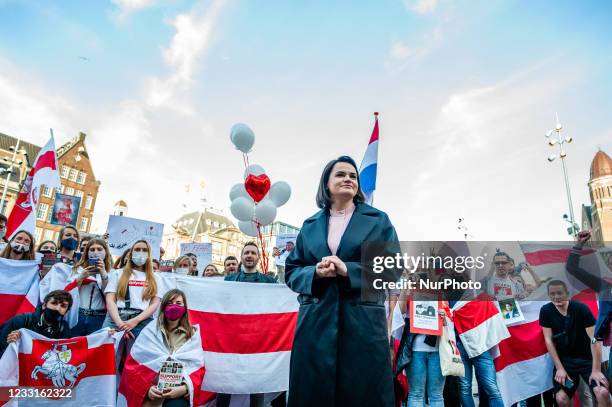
[
  {"x1": 61, "y1": 237, "x2": 78, "y2": 251},
  {"x1": 89, "y1": 251, "x2": 106, "y2": 260},
  {"x1": 164, "y1": 304, "x2": 186, "y2": 321},
  {"x1": 43, "y1": 307, "x2": 63, "y2": 323},
  {"x1": 132, "y1": 253, "x2": 148, "y2": 266},
  {"x1": 175, "y1": 267, "x2": 189, "y2": 275},
  {"x1": 10, "y1": 241, "x2": 30, "y2": 253}
]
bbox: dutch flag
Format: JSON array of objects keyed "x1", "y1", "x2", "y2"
[{"x1": 359, "y1": 112, "x2": 379, "y2": 205}]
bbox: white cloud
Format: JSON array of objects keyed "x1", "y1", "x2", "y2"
[
  {"x1": 145, "y1": 0, "x2": 225, "y2": 112},
  {"x1": 404, "y1": 0, "x2": 438, "y2": 15},
  {"x1": 112, "y1": 0, "x2": 157, "y2": 21},
  {"x1": 386, "y1": 28, "x2": 442, "y2": 71}
]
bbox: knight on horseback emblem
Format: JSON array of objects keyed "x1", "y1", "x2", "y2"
[{"x1": 31, "y1": 342, "x2": 86, "y2": 388}]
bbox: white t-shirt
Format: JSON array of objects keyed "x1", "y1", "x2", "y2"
[
  {"x1": 412, "y1": 334, "x2": 439, "y2": 352},
  {"x1": 487, "y1": 274, "x2": 525, "y2": 300},
  {"x1": 275, "y1": 250, "x2": 292, "y2": 267},
  {"x1": 104, "y1": 269, "x2": 161, "y2": 311},
  {"x1": 72, "y1": 267, "x2": 106, "y2": 311}
]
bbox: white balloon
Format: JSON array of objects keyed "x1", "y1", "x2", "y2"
[
  {"x1": 238, "y1": 220, "x2": 259, "y2": 237},
  {"x1": 269, "y1": 181, "x2": 291, "y2": 207},
  {"x1": 229, "y1": 183, "x2": 251, "y2": 201},
  {"x1": 230, "y1": 197, "x2": 255, "y2": 222},
  {"x1": 230, "y1": 123, "x2": 255, "y2": 153},
  {"x1": 243, "y1": 164, "x2": 266, "y2": 179},
  {"x1": 254, "y1": 199, "x2": 277, "y2": 226}
]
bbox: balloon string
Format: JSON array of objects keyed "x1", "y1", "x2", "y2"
[{"x1": 256, "y1": 222, "x2": 268, "y2": 273}]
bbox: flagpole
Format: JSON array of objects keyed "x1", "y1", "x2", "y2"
[{"x1": 0, "y1": 139, "x2": 22, "y2": 215}]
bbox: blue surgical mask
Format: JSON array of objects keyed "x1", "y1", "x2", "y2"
[{"x1": 61, "y1": 237, "x2": 78, "y2": 251}]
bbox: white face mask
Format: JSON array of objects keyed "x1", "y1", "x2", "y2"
[
  {"x1": 175, "y1": 267, "x2": 189, "y2": 275},
  {"x1": 10, "y1": 241, "x2": 30, "y2": 253},
  {"x1": 131, "y1": 252, "x2": 148, "y2": 266}
]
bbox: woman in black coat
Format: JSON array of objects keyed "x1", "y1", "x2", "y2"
[{"x1": 285, "y1": 156, "x2": 401, "y2": 407}]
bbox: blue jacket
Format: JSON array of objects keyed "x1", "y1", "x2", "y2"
[{"x1": 566, "y1": 246, "x2": 611, "y2": 340}]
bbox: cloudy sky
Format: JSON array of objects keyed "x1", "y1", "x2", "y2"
[{"x1": 0, "y1": 0, "x2": 610, "y2": 241}]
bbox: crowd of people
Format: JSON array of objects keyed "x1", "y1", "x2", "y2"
[{"x1": 0, "y1": 155, "x2": 611, "y2": 407}]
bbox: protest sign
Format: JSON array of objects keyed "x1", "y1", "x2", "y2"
[
  {"x1": 107, "y1": 215, "x2": 164, "y2": 259},
  {"x1": 180, "y1": 242, "x2": 213, "y2": 274},
  {"x1": 274, "y1": 234, "x2": 297, "y2": 267},
  {"x1": 50, "y1": 193, "x2": 81, "y2": 226}
]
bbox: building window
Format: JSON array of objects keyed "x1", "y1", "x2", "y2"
[
  {"x1": 85, "y1": 195, "x2": 93, "y2": 209},
  {"x1": 68, "y1": 168, "x2": 78, "y2": 182},
  {"x1": 47, "y1": 207, "x2": 53, "y2": 222},
  {"x1": 79, "y1": 217, "x2": 88, "y2": 232},
  {"x1": 43, "y1": 229, "x2": 54, "y2": 242},
  {"x1": 65, "y1": 187, "x2": 74, "y2": 196},
  {"x1": 75, "y1": 190, "x2": 84, "y2": 199},
  {"x1": 41, "y1": 185, "x2": 53, "y2": 198},
  {"x1": 35, "y1": 227, "x2": 43, "y2": 243},
  {"x1": 212, "y1": 242, "x2": 222, "y2": 253},
  {"x1": 60, "y1": 185, "x2": 65, "y2": 194},
  {"x1": 61, "y1": 165, "x2": 69, "y2": 178},
  {"x1": 36, "y1": 203, "x2": 48, "y2": 220},
  {"x1": 77, "y1": 171, "x2": 87, "y2": 185}
]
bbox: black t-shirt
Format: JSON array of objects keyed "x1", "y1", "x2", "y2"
[{"x1": 539, "y1": 300, "x2": 595, "y2": 361}]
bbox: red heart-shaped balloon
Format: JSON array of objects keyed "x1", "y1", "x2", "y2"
[{"x1": 244, "y1": 174, "x2": 271, "y2": 203}]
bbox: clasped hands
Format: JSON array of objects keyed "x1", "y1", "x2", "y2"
[{"x1": 315, "y1": 256, "x2": 347, "y2": 278}]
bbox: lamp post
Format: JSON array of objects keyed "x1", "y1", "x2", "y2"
[
  {"x1": 0, "y1": 140, "x2": 25, "y2": 215},
  {"x1": 545, "y1": 114, "x2": 579, "y2": 237}
]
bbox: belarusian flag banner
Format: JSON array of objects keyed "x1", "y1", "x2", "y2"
[
  {"x1": 6, "y1": 131, "x2": 61, "y2": 239},
  {"x1": 0, "y1": 258, "x2": 39, "y2": 326},
  {"x1": 0, "y1": 328, "x2": 119, "y2": 406},
  {"x1": 159, "y1": 275, "x2": 299, "y2": 394}
]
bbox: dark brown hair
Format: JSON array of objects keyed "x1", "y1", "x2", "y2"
[
  {"x1": 157, "y1": 289, "x2": 194, "y2": 339},
  {"x1": 44, "y1": 289, "x2": 73, "y2": 310},
  {"x1": 1, "y1": 230, "x2": 36, "y2": 260},
  {"x1": 316, "y1": 156, "x2": 365, "y2": 209},
  {"x1": 57, "y1": 225, "x2": 80, "y2": 250}
]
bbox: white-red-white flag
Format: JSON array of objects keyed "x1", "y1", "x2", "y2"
[
  {"x1": 159, "y1": 275, "x2": 299, "y2": 394},
  {"x1": 494, "y1": 244, "x2": 603, "y2": 406},
  {"x1": 0, "y1": 328, "x2": 119, "y2": 406},
  {"x1": 6, "y1": 132, "x2": 61, "y2": 238},
  {"x1": 0, "y1": 258, "x2": 39, "y2": 326},
  {"x1": 117, "y1": 321, "x2": 211, "y2": 407},
  {"x1": 452, "y1": 295, "x2": 510, "y2": 358}
]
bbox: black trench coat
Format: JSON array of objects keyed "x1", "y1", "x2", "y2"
[{"x1": 285, "y1": 203, "x2": 401, "y2": 407}]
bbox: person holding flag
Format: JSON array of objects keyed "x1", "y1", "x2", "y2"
[{"x1": 118, "y1": 288, "x2": 207, "y2": 407}]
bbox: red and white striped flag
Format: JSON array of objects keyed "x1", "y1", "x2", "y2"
[
  {"x1": 160, "y1": 275, "x2": 299, "y2": 394},
  {"x1": 452, "y1": 295, "x2": 510, "y2": 358},
  {"x1": 6, "y1": 132, "x2": 61, "y2": 238},
  {"x1": 0, "y1": 258, "x2": 39, "y2": 326},
  {"x1": 494, "y1": 244, "x2": 602, "y2": 406},
  {"x1": 61, "y1": 275, "x2": 98, "y2": 329},
  {"x1": 0, "y1": 328, "x2": 119, "y2": 406},
  {"x1": 117, "y1": 322, "x2": 211, "y2": 407}
]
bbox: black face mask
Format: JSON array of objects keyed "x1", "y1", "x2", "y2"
[{"x1": 43, "y1": 307, "x2": 63, "y2": 323}]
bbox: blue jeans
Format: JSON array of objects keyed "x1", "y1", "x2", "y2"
[
  {"x1": 70, "y1": 310, "x2": 105, "y2": 337},
  {"x1": 407, "y1": 351, "x2": 445, "y2": 407},
  {"x1": 457, "y1": 340, "x2": 504, "y2": 407}
]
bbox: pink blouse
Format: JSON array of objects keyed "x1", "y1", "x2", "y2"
[{"x1": 327, "y1": 203, "x2": 355, "y2": 255}]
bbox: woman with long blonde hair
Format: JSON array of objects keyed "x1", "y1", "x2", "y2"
[{"x1": 103, "y1": 240, "x2": 161, "y2": 342}]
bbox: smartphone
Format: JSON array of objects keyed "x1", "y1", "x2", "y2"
[
  {"x1": 564, "y1": 377, "x2": 574, "y2": 388},
  {"x1": 88, "y1": 258, "x2": 98, "y2": 267}
]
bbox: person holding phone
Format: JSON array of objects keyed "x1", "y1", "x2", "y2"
[
  {"x1": 69, "y1": 239, "x2": 112, "y2": 336},
  {"x1": 539, "y1": 280, "x2": 610, "y2": 406}
]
